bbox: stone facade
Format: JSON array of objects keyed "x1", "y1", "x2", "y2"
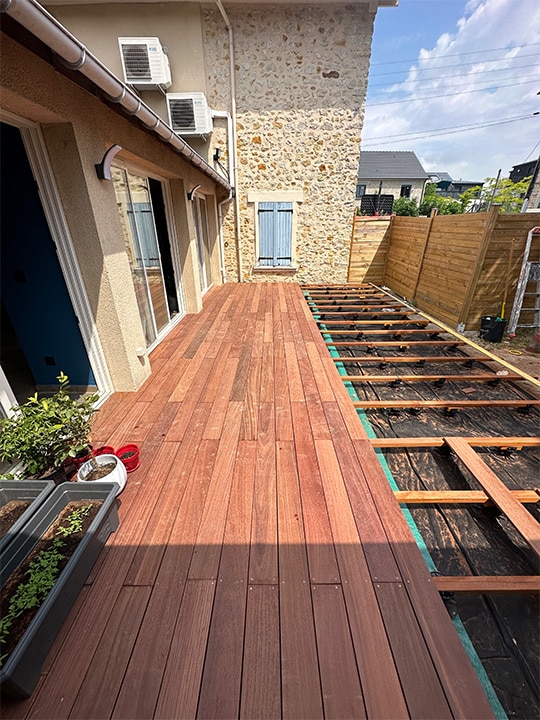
[{"x1": 203, "y1": 4, "x2": 375, "y2": 283}]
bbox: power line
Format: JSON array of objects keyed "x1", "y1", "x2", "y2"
[
  {"x1": 368, "y1": 63, "x2": 538, "y2": 87},
  {"x1": 369, "y1": 53, "x2": 540, "y2": 79},
  {"x1": 366, "y1": 77, "x2": 540, "y2": 107},
  {"x1": 362, "y1": 113, "x2": 539, "y2": 146},
  {"x1": 370, "y1": 42, "x2": 540, "y2": 67}
]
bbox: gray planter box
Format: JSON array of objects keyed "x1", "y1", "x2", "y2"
[
  {"x1": 0, "y1": 480, "x2": 55, "y2": 555},
  {"x1": 0, "y1": 481, "x2": 120, "y2": 699}
]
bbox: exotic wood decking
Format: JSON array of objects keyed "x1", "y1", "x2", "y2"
[{"x1": 2, "y1": 283, "x2": 496, "y2": 719}]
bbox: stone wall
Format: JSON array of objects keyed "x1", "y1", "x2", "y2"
[{"x1": 203, "y1": 3, "x2": 375, "y2": 283}]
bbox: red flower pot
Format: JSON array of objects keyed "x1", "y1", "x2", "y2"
[
  {"x1": 95, "y1": 446, "x2": 115, "y2": 457},
  {"x1": 115, "y1": 444, "x2": 140, "y2": 473}
]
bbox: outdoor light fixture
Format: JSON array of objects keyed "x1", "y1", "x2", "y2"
[
  {"x1": 95, "y1": 144, "x2": 122, "y2": 180},
  {"x1": 187, "y1": 184, "x2": 201, "y2": 201}
]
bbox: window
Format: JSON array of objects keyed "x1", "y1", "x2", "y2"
[
  {"x1": 355, "y1": 184, "x2": 366, "y2": 199},
  {"x1": 258, "y1": 202, "x2": 293, "y2": 267},
  {"x1": 400, "y1": 185, "x2": 412, "y2": 198}
]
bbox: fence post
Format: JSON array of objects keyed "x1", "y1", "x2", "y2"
[
  {"x1": 458, "y1": 204, "x2": 500, "y2": 328},
  {"x1": 411, "y1": 208, "x2": 437, "y2": 304}
]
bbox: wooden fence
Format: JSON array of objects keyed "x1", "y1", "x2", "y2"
[{"x1": 348, "y1": 208, "x2": 540, "y2": 330}]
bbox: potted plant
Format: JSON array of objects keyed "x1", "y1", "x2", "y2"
[
  {"x1": 0, "y1": 481, "x2": 119, "y2": 698},
  {"x1": 0, "y1": 373, "x2": 99, "y2": 483}
]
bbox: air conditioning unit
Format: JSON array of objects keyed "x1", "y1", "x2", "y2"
[
  {"x1": 166, "y1": 93, "x2": 213, "y2": 136},
  {"x1": 118, "y1": 37, "x2": 171, "y2": 90}
]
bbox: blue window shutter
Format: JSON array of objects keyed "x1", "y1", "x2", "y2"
[{"x1": 258, "y1": 202, "x2": 293, "y2": 266}]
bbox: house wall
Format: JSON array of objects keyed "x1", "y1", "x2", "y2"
[
  {"x1": 48, "y1": 2, "x2": 376, "y2": 285},
  {"x1": 203, "y1": 4, "x2": 375, "y2": 283},
  {"x1": 356, "y1": 179, "x2": 426, "y2": 207},
  {"x1": 0, "y1": 34, "x2": 222, "y2": 391}
]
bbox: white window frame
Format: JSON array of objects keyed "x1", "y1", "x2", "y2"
[
  {"x1": 247, "y1": 190, "x2": 303, "y2": 274},
  {"x1": 111, "y1": 159, "x2": 187, "y2": 351}
]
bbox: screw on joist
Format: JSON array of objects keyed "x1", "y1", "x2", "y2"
[
  {"x1": 417, "y1": 359, "x2": 426, "y2": 367},
  {"x1": 392, "y1": 333, "x2": 402, "y2": 340},
  {"x1": 433, "y1": 378, "x2": 447, "y2": 388},
  {"x1": 443, "y1": 407, "x2": 459, "y2": 416}
]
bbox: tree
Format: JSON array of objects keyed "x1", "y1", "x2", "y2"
[
  {"x1": 392, "y1": 196, "x2": 419, "y2": 216},
  {"x1": 419, "y1": 183, "x2": 462, "y2": 216},
  {"x1": 460, "y1": 176, "x2": 531, "y2": 213}
]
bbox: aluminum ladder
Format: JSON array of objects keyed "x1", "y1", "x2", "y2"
[{"x1": 507, "y1": 226, "x2": 540, "y2": 336}]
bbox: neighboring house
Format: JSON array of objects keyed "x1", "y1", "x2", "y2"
[
  {"x1": 0, "y1": 0, "x2": 393, "y2": 410},
  {"x1": 524, "y1": 158, "x2": 540, "y2": 210},
  {"x1": 509, "y1": 159, "x2": 538, "y2": 184},
  {"x1": 429, "y1": 173, "x2": 484, "y2": 200},
  {"x1": 356, "y1": 151, "x2": 429, "y2": 214}
]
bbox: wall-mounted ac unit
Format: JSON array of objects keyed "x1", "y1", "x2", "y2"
[
  {"x1": 118, "y1": 37, "x2": 171, "y2": 90},
  {"x1": 166, "y1": 93, "x2": 213, "y2": 136}
]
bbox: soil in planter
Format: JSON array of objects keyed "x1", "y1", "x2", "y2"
[
  {"x1": 119, "y1": 451, "x2": 136, "y2": 460},
  {"x1": 82, "y1": 462, "x2": 117, "y2": 482},
  {"x1": 0, "y1": 500, "x2": 102, "y2": 666},
  {"x1": 0, "y1": 501, "x2": 32, "y2": 538}
]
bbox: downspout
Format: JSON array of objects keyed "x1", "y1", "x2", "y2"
[
  {"x1": 212, "y1": 109, "x2": 234, "y2": 283},
  {"x1": 0, "y1": 0, "x2": 231, "y2": 194},
  {"x1": 215, "y1": 0, "x2": 244, "y2": 282}
]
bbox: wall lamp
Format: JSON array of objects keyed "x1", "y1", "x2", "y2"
[
  {"x1": 187, "y1": 184, "x2": 201, "y2": 201},
  {"x1": 95, "y1": 144, "x2": 122, "y2": 180}
]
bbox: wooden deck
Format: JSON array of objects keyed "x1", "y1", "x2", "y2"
[{"x1": 2, "y1": 283, "x2": 495, "y2": 719}]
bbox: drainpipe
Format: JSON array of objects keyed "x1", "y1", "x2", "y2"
[
  {"x1": 0, "y1": 0, "x2": 231, "y2": 194},
  {"x1": 212, "y1": 109, "x2": 234, "y2": 284},
  {"x1": 215, "y1": 0, "x2": 243, "y2": 282}
]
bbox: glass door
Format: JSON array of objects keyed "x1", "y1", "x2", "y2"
[
  {"x1": 112, "y1": 167, "x2": 175, "y2": 346},
  {"x1": 193, "y1": 195, "x2": 213, "y2": 294}
]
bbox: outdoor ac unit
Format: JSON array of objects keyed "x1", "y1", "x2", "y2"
[
  {"x1": 166, "y1": 93, "x2": 213, "y2": 136},
  {"x1": 118, "y1": 37, "x2": 171, "y2": 90}
]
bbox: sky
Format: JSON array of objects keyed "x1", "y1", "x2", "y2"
[{"x1": 363, "y1": 0, "x2": 540, "y2": 182}]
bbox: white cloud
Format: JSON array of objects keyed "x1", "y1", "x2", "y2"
[{"x1": 363, "y1": 0, "x2": 540, "y2": 181}]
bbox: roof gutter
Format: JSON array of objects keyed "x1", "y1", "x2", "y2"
[{"x1": 0, "y1": 0, "x2": 231, "y2": 194}]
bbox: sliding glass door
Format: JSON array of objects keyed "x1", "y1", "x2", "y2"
[{"x1": 112, "y1": 167, "x2": 180, "y2": 346}]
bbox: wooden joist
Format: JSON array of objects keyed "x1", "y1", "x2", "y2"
[
  {"x1": 445, "y1": 436, "x2": 540, "y2": 557},
  {"x1": 332, "y1": 355, "x2": 489, "y2": 364},
  {"x1": 321, "y1": 329, "x2": 442, "y2": 337},
  {"x1": 354, "y1": 399, "x2": 540, "y2": 410},
  {"x1": 325, "y1": 340, "x2": 465, "y2": 347},
  {"x1": 343, "y1": 374, "x2": 521, "y2": 384},
  {"x1": 393, "y1": 490, "x2": 540, "y2": 505},
  {"x1": 432, "y1": 575, "x2": 540, "y2": 594},
  {"x1": 371, "y1": 436, "x2": 540, "y2": 449},
  {"x1": 316, "y1": 318, "x2": 428, "y2": 326},
  {"x1": 307, "y1": 303, "x2": 406, "y2": 311}
]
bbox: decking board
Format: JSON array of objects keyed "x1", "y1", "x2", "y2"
[{"x1": 1, "y1": 283, "x2": 497, "y2": 720}]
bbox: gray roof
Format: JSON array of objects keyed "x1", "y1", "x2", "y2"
[{"x1": 358, "y1": 151, "x2": 429, "y2": 181}]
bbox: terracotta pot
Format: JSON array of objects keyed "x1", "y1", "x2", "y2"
[{"x1": 115, "y1": 444, "x2": 140, "y2": 473}]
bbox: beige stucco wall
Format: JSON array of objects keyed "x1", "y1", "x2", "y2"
[
  {"x1": 0, "y1": 34, "x2": 220, "y2": 390},
  {"x1": 203, "y1": 3, "x2": 375, "y2": 283}
]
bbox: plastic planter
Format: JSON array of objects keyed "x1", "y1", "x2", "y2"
[
  {"x1": 0, "y1": 481, "x2": 120, "y2": 699},
  {"x1": 0, "y1": 480, "x2": 55, "y2": 555},
  {"x1": 116, "y1": 443, "x2": 140, "y2": 473},
  {"x1": 76, "y1": 454, "x2": 127, "y2": 495}
]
